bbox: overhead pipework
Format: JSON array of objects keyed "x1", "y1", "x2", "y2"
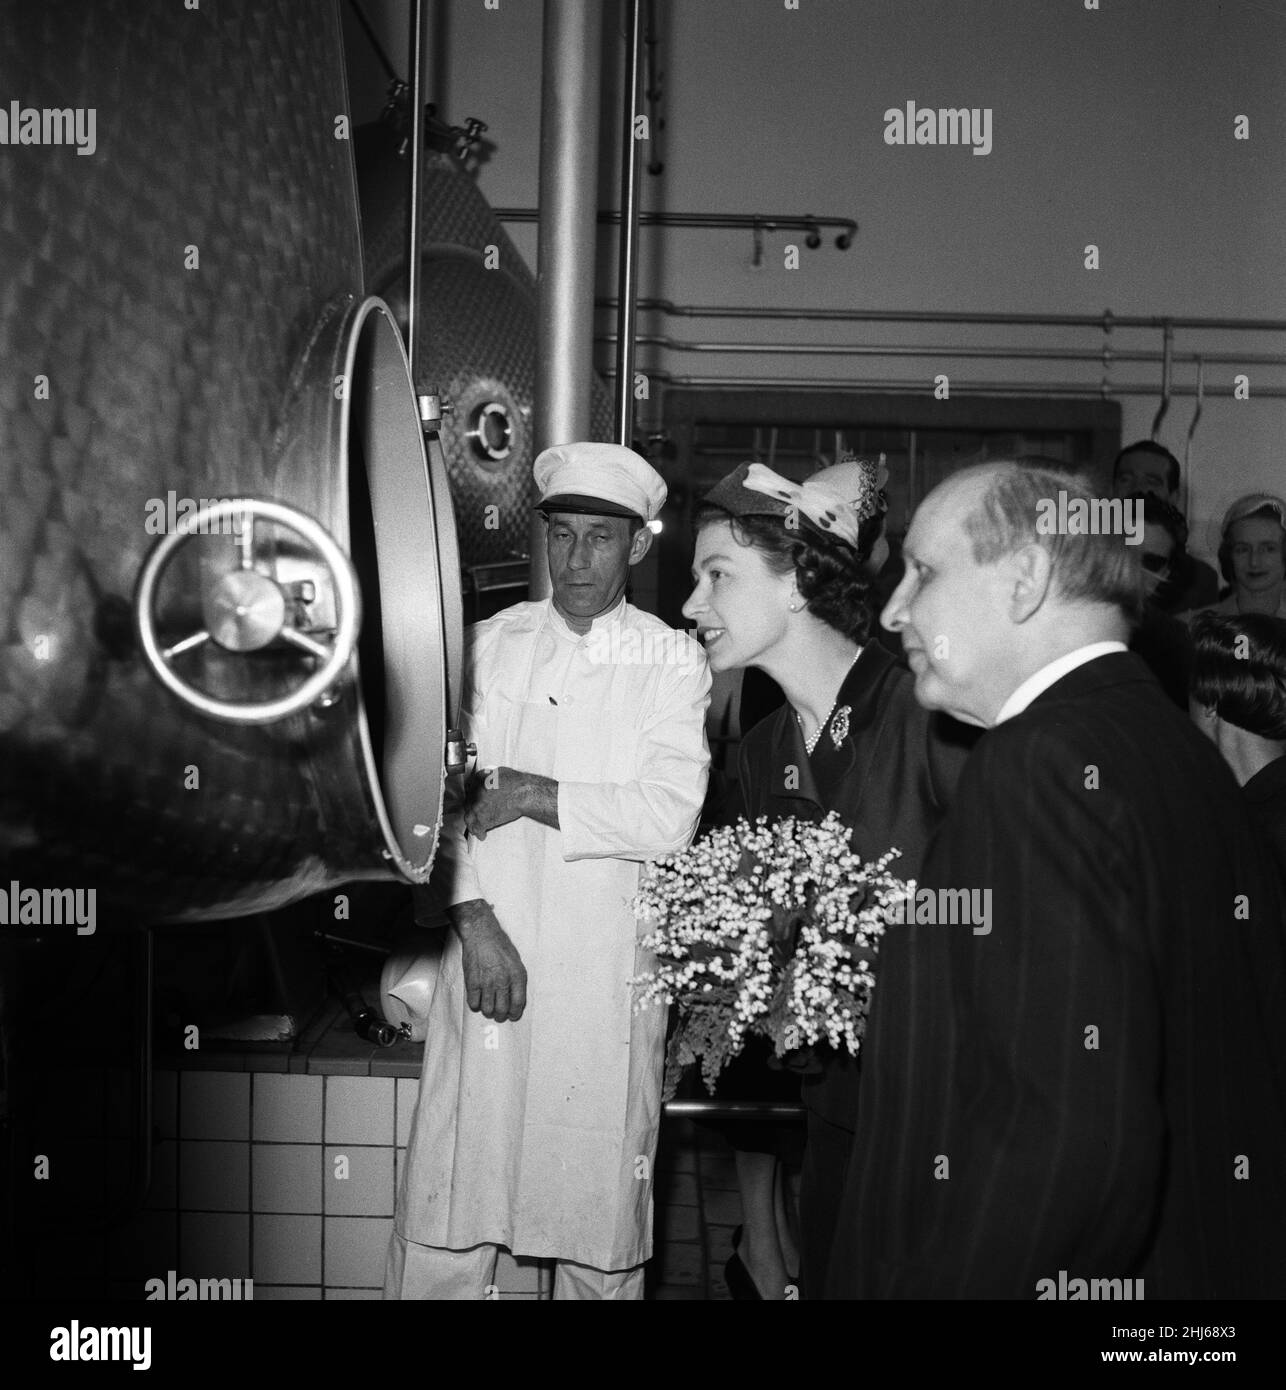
[
  {"x1": 614, "y1": 0, "x2": 646, "y2": 447},
  {"x1": 531, "y1": 0, "x2": 606, "y2": 599}
]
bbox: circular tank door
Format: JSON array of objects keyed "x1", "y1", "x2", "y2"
[{"x1": 341, "y1": 298, "x2": 463, "y2": 884}]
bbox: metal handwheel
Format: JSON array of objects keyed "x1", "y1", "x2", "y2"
[{"x1": 134, "y1": 497, "x2": 361, "y2": 725}]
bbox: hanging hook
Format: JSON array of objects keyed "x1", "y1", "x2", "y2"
[
  {"x1": 1183, "y1": 356, "x2": 1205, "y2": 516},
  {"x1": 1150, "y1": 321, "x2": 1173, "y2": 440}
]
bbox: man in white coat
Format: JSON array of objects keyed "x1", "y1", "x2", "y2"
[{"x1": 385, "y1": 442, "x2": 711, "y2": 1300}]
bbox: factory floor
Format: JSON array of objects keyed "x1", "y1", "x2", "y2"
[{"x1": 649, "y1": 1118, "x2": 746, "y2": 1300}]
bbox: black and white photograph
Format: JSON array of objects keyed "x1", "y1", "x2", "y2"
[{"x1": 1, "y1": 0, "x2": 1283, "y2": 1364}]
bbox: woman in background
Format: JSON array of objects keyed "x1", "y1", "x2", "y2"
[
  {"x1": 1200, "y1": 494, "x2": 1286, "y2": 619},
  {"x1": 1189, "y1": 610, "x2": 1286, "y2": 887},
  {"x1": 681, "y1": 457, "x2": 975, "y2": 1298}
]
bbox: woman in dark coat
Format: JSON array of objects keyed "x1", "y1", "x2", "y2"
[
  {"x1": 1189, "y1": 610, "x2": 1286, "y2": 888},
  {"x1": 683, "y1": 458, "x2": 975, "y2": 1298}
]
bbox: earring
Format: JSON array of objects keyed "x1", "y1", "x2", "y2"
[{"x1": 788, "y1": 601, "x2": 801, "y2": 612}]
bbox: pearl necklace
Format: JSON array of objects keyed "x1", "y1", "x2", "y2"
[{"x1": 796, "y1": 650, "x2": 860, "y2": 754}]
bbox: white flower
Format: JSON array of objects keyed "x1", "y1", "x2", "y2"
[{"x1": 631, "y1": 815, "x2": 911, "y2": 1090}]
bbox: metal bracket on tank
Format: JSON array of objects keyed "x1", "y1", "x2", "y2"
[
  {"x1": 444, "y1": 728, "x2": 476, "y2": 776},
  {"x1": 133, "y1": 497, "x2": 361, "y2": 725}
]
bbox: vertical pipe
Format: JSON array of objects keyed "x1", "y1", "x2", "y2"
[
  {"x1": 405, "y1": 0, "x2": 426, "y2": 388},
  {"x1": 614, "y1": 0, "x2": 644, "y2": 446},
  {"x1": 531, "y1": 0, "x2": 605, "y2": 599}
]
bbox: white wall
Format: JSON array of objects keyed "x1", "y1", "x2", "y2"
[{"x1": 347, "y1": 0, "x2": 1286, "y2": 557}]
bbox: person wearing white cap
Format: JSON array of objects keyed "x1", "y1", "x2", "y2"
[{"x1": 386, "y1": 441, "x2": 711, "y2": 1300}]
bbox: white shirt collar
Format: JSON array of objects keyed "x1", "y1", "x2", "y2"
[
  {"x1": 545, "y1": 594, "x2": 627, "y2": 641},
  {"x1": 993, "y1": 641, "x2": 1128, "y2": 726}
]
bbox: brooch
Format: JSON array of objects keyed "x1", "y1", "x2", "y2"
[{"x1": 830, "y1": 705, "x2": 851, "y2": 750}]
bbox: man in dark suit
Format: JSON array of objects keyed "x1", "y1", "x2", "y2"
[
  {"x1": 834, "y1": 462, "x2": 1286, "y2": 1300},
  {"x1": 1111, "y1": 440, "x2": 1219, "y2": 612}
]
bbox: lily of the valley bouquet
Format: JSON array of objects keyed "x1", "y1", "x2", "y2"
[{"x1": 632, "y1": 811, "x2": 912, "y2": 1099}]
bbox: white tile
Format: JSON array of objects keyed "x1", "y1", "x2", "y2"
[
  {"x1": 252, "y1": 1143, "x2": 322, "y2": 1215},
  {"x1": 252, "y1": 1214, "x2": 322, "y2": 1286},
  {"x1": 324, "y1": 1287, "x2": 382, "y2": 1300},
  {"x1": 323, "y1": 1146, "x2": 395, "y2": 1217},
  {"x1": 180, "y1": 1073, "x2": 250, "y2": 1141},
  {"x1": 324, "y1": 1077, "x2": 394, "y2": 1146},
  {"x1": 179, "y1": 1141, "x2": 249, "y2": 1212},
  {"x1": 252, "y1": 1074, "x2": 322, "y2": 1143},
  {"x1": 253, "y1": 1285, "x2": 321, "y2": 1300},
  {"x1": 323, "y1": 1216, "x2": 394, "y2": 1289},
  {"x1": 179, "y1": 1213, "x2": 250, "y2": 1279}
]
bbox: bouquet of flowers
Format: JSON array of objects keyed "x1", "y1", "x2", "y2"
[{"x1": 632, "y1": 812, "x2": 911, "y2": 1100}]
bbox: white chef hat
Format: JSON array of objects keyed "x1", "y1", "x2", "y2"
[{"x1": 533, "y1": 442, "x2": 667, "y2": 525}]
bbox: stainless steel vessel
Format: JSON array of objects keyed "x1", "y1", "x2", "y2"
[{"x1": 0, "y1": 0, "x2": 460, "y2": 922}]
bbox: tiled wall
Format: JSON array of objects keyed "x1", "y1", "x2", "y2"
[
  {"x1": 120, "y1": 1071, "x2": 542, "y2": 1300},
  {"x1": 18, "y1": 1063, "x2": 747, "y2": 1300}
]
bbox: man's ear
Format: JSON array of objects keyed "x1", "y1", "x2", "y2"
[
  {"x1": 628, "y1": 525, "x2": 655, "y2": 566},
  {"x1": 1005, "y1": 542, "x2": 1054, "y2": 623}
]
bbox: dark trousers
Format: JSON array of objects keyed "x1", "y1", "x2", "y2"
[{"x1": 799, "y1": 1107, "x2": 856, "y2": 1299}]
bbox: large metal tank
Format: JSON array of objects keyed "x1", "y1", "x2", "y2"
[
  {"x1": 0, "y1": 0, "x2": 460, "y2": 923},
  {"x1": 355, "y1": 127, "x2": 616, "y2": 572}
]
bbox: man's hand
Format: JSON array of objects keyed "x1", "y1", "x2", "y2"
[
  {"x1": 463, "y1": 767, "x2": 528, "y2": 840},
  {"x1": 448, "y1": 899, "x2": 527, "y2": 1022},
  {"x1": 464, "y1": 768, "x2": 559, "y2": 838}
]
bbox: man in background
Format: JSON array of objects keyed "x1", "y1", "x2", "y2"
[{"x1": 1112, "y1": 440, "x2": 1219, "y2": 610}]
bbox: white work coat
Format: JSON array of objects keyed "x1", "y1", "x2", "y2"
[{"x1": 398, "y1": 597, "x2": 711, "y2": 1270}]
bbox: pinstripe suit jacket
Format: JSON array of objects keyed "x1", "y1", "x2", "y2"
[{"x1": 834, "y1": 652, "x2": 1286, "y2": 1299}]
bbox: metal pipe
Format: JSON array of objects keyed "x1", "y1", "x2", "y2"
[
  {"x1": 598, "y1": 334, "x2": 1284, "y2": 367},
  {"x1": 614, "y1": 0, "x2": 645, "y2": 445},
  {"x1": 609, "y1": 299, "x2": 1286, "y2": 333},
  {"x1": 643, "y1": 0, "x2": 663, "y2": 176},
  {"x1": 607, "y1": 370, "x2": 1286, "y2": 398},
  {"x1": 405, "y1": 0, "x2": 426, "y2": 389},
  {"x1": 496, "y1": 208, "x2": 858, "y2": 245},
  {"x1": 663, "y1": 1100, "x2": 805, "y2": 1120},
  {"x1": 531, "y1": 0, "x2": 605, "y2": 600}
]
